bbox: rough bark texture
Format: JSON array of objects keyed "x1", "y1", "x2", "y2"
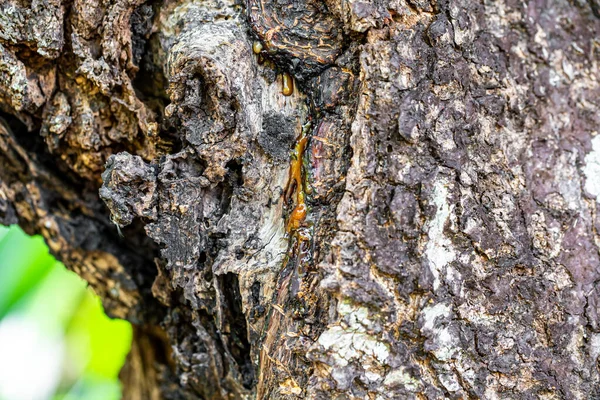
[{"x1": 2, "y1": 0, "x2": 600, "y2": 398}]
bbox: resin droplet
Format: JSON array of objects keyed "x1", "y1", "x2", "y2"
[
  {"x1": 282, "y1": 72, "x2": 294, "y2": 96},
  {"x1": 285, "y1": 126, "x2": 309, "y2": 233},
  {"x1": 288, "y1": 203, "x2": 307, "y2": 232},
  {"x1": 252, "y1": 41, "x2": 263, "y2": 54}
]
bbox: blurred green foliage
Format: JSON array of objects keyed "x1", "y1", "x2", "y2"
[{"x1": 0, "y1": 225, "x2": 132, "y2": 400}]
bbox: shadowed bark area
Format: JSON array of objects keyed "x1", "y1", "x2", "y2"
[{"x1": 2, "y1": 0, "x2": 600, "y2": 398}]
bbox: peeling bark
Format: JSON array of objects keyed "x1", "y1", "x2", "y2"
[{"x1": 2, "y1": 0, "x2": 600, "y2": 398}]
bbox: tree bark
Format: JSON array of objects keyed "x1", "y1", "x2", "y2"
[{"x1": 2, "y1": 0, "x2": 600, "y2": 398}]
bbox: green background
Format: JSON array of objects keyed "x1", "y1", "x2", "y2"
[{"x1": 0, "y1": 225, "x2": 132, "y2": 400}]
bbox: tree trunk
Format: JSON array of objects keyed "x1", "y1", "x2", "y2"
[{"x1": 2, "y1": 0, "x2": 600, "y2": 398}]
